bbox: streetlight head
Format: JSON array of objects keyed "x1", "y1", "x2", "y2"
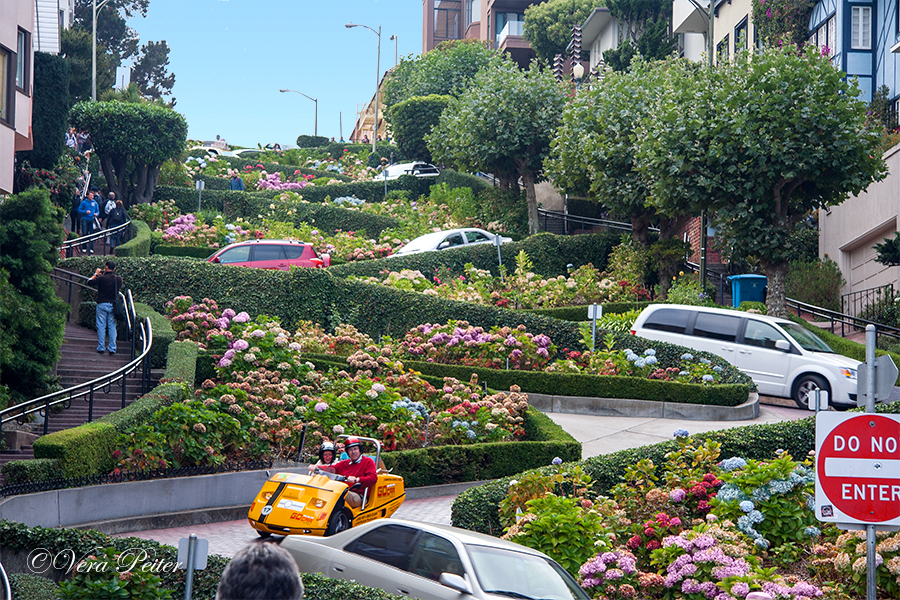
[
  {"x1": 345, "y1": 23, "x2": 356, "y2": 28},
  {"x1": 573, "y1": 63, "x2": 585, "y2": 80},
  {"x1": 390, "y1": 34, "x2": 396, "y2": 40},
  {"x1": 279, "y1": 89, "x2": 288, "y2": 93}
]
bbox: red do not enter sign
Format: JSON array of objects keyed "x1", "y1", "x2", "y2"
[{"x1": 815, "y1": 413, "x2": 900, "y2": 525}]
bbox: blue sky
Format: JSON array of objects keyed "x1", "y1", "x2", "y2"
[{"x1": 127, "y1": 0, "x2": 423, "y2": 147}]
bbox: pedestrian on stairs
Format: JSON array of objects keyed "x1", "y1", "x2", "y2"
[{"x1": 87, "y1": 261, "x2": 123, "y2": 355}]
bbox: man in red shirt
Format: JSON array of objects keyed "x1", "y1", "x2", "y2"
[{"x1": 311, "y1": 437, "x2": 376, "y2": 508}]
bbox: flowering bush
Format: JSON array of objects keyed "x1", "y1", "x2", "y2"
[
  {"x1": 808, "y1": 530, "x2": 900, "y2": 598},
  {"x1": 128, "y1": 199, "x2": 179, "y2": 231},
  {"x1": 256, "y1": 170, "x2": 315, "y2": 191}
]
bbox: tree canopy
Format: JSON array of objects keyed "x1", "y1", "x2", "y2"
[
  {"x1": 428, "y1": 56, "x2": 566, "y2": 234},
  {"x1": 70, "y1": 101, "x2": 187, "y2": 206},
  {"x1": 61, "y1": 28, "x2": 115, "y2": 103},
  {"x1": 523, "y1": 0, "x2": 598, "y2": 66},
  {"x1": 603, "y1": 0, "x2": 674, "y2": 71},
  {"x1": 381, "y1": 40, "x2": 495, "y2": 111},
  {"x1": 132, "y1": 40, "x2": 175, "y2": 100},
  {"x1": 390, "y1": 94, "x2": 452, "y2": 163},
  {"x1": 636, "y1": 46, "x2": 886, "y2": 316}
]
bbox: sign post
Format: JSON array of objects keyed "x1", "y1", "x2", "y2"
[
  {"x1": 816, "y1": 325, "x2": 900, "y2": 600},
  {"x1": 177, "y1": 534, "x2": 209, "y2": 600},
  {"x1": 587, "y1": 304, "x2": 602, "y2": 350},
  {"x1": 195, "y1": 180, "x2": 205, "y2": 212}
]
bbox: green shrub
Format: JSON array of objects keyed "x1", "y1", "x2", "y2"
[
  {"x1": 9, "y1": 573, "x2": 60, "y2": 600},
  {"x1": 786, "y1": 258, "x2": 844, "y2": 311},
  {"x1": 389, "y1": 94, "x2": 453, "y2": 163},
  {"x1": 738, "y1": 301, "x2": 767, "y2": 313},
  {"x1": 115, "y1": 220, "x2": 152, "y2": 257},
  {"x1": 1, "y1": 458, "x2": 61, "y2": 485},
  {"x1": 857, "y1": 289, "x2": 900, "y2": 328},
  {"x1": 296, "y1": 134, "x2": 330, "y2": 147},
  {"x1": 32, "y1": 422, "x2": 118, "y2": 478},
  {"x1": 18, "y1": 52, "x2": 70, "y2": 169}
]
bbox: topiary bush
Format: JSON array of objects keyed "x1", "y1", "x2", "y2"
[
  {"x1": 786, "y1": 258, "x2": 845, "y2": 312},
  {"x1": 1, "y1": 458, "x2": 61, "y2": 485},
  {"x1": 32, "y1": 422, "x2": 119, "y2": 478},
  {"x1": 9, "y1": 573, "x2": 60, "y2": 600},
  {"x1": 115, "y1": 220, "x2": 152, "y2": 258}
]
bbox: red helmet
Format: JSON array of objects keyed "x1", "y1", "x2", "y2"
[{"x1": 345, "y1": 436, "x2": 362, "y2": 450}]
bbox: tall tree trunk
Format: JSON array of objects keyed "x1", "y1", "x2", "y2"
[
  {"x1": 763, "y1": 259, "x2": 789, "y2": 317},
  {"x1": 131, "y1": 163, "x2": 162, "y2": 206},
  {"x1": 630, "y1": 215, "x2": 650, "y2": 246},
  {"x1": 522, "y1": 170, "x2": 539, "y2": 234}
]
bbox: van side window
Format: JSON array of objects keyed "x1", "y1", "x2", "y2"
[
  {"x1": 641, "y1": 308, "x2": 692, "y2": 334},
  {"x1": 692, "y1": 313, "x2": 741, "y2": 342},
  {"x1": 743, "y1": 320, "x2": 788, "y2": 349}
]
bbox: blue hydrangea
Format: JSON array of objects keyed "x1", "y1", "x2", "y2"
[
  {"x1": 768, "y1": 479, "x2": 795, "y2": 495},
  {"x1": 644, "y1": 349, "x2": 656, "y2": 356},
  {"x1": 754, "y1": 538, "x2": 770, "y2": 550},
  {"x1": 748, "y1": 510, "x2": 765, "y2": 524},
  {"x1": 720, "y1": 457, "x2": 747, "y2": 471},
  {"x1": 806, "y1": 494, "x2": 816, "y2": 511},
  {"x1": 634, "y1": 358, "x2": 647, "y2": 368},
  {"x1": 716, "y1": 484, "x2": 744, "y2": 502},
  {"x1": 736, "y1": 515, "x2": 752, "y2": 533},
  {"x1": 679, "y1": 371, "x2": 689, "y2": 376},
  {"x1": 700, "y1": 358, "x2": 711, "y2": 365},
  {"x1": 702, "y1": 374, "x2": 714, "y2": 382},
  {"x1": 739, "y1": 500, "x2": 755, "y2": 513},
  {"x1": 673, "y1": 428, "x2": 690, "y2": 438},
  {"x1": 681, "y1": 353, "x2": 694, "y2": 360},
  {"x1": 552, "y1": 457, "x2": 563, "y2": 465},
  {"x1": 645, "y1": 356, "x2": 659, "y2": 365},
  {"x1": 751, "y1": 487, "x2": 772, "y2": 502},
  {"x1": 466, "y1": 430, "x2": 477, "y2": 439},
  {"x1": 713, "y1": 365, "x2": 723, "y2": 372},
  {"x1": 392, "y1": 398, "x2": 428, "y2": 420}
]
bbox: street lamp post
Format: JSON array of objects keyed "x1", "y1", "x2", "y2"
[
  {"x1": 389, "y1": 34, "x2": 398, "y2": 66},
  {"x1": 346, "y1": 22, "x2": 381, "y2": 152},
  {"x1": 92, "y1": 0, "x2": 112, "y2": 101},
  {"x1": 572, "y1": 62, "x2": 584, "y2": 92},
  {"x1": 279, "y1": 89, "x2": 318, "y2": 137}
]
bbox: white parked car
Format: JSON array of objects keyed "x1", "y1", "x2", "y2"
[
  {"x1": 281, "y1": 519, "x2": 590, "y2": 600},
  {"x1": 630, "y1": 304, "x2": 860, "y2": 409},
  {"x1": 395, "y1": 228, "x2": 512, "y2": 256},
  {"x1": 372, "y1": 162, "x2": 440, "y2": 181}
]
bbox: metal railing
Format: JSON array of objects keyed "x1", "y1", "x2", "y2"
[
  {"x1": 683, "y1": 261, "x2": 729, "y2": 304},
  {"x1": 536, "y1": 209, "x2": 660, "y2": 236},
  {"x1": 0, "y1": 560, "x2": 10, "y2": 600},
  {"x1": 841, "y1": 283, "x2": 894, "y2": 319},
  {"x1": 787, "y1": 297, "x2": 900, "y2": 346},
  {"x1": 60, "y1": 219, "x2": 131, "y2": 258},
  {"x1": 0, "y1": 286, "x2": 153, "y2": 436}
]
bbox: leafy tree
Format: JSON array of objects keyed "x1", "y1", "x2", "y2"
[
  {"x1": 131, "y1": 40, "x2": 175, "y2": 100},
  {"x1": 873, "y1": 232, "x2": 900, "y2": 267},
  {"x1": 0, "y1": 189, "x2": 68, "y2": 403},
  {"x1": 69, "y1": 101, "x2": 188, "y2": 206},
  {"x1": 17, "y1": 53, "x2": 71, "y2": 169},
  {"x1": 546, "y1": 58, "x2": 690, "y2": 296},
  {"x1": 636, "y1": 47, "x2": 886, "y2": 317},
  {"x1": 73, "y1": 0, "x2": 148, "y2": 64},
  {"x1": 389, "y1": 94, "x2": 452, "y2": 162},
  {"x1": 381, "y1": 40, "x2": 495, "y2": 111},
  {"x1": 61, "y1": 27, "x2": 115, "y2": 103},
  {"x1": 603, "y1": 0, "x2": 674, "y2": 71},
  {"x1": 869, "y1": 85, "x2": 899, "y2": 132},
  {"x1": 428, "y1": 56, "x2": 566, "y2": 234},
  {"x1": 522, "y1": 0, "x2": 598, "y2": 66}
]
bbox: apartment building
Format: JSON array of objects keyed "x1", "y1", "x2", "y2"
[{"x1": 0, "y1": 0, "x2": 35, "y2": 195}]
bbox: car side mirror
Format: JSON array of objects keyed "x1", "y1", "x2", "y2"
[
  {"x1": 211, "y1": 256, "x2": 220, "y2": 263},
  {"x1": 439, "y1": 573, "x2": 472, "y2": 594},
  {"x1": 775, "y1": 340, "x2": 791, "y2": 352},
  {"x1": 438, "y1": 241, "x2": 450, "y2": 250}
]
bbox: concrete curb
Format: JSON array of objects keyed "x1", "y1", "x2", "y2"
[
  {"x1": 0, "y1": 467, "x2": 493, "y2": 535},
  {"x1": 527, "y1": 391, "x2": 760, "y2": 421}
]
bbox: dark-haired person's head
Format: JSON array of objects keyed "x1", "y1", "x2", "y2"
[
  {"x1": 216, "y1": 541, "x2": 303, "y2": 600},
  {"x1": 105, "y1": 261, "x2": 116, "y2": 271}
]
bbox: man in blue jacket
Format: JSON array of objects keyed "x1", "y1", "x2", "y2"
[{"x1": 78, "y1": 190, "x2": 100, "y2": 254}]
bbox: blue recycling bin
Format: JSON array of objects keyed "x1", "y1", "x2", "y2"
[{"x1": 728, "y1": 274, "x2": 767, "y2": 308}]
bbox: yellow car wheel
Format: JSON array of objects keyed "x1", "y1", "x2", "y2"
[{"x1": 325, "y1": 509, "x2": 351, "y2": 536}]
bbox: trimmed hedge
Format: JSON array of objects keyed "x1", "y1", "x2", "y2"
[
  {"x1": 153, "y1": 244, "x2": 213, "y2": 259},
  {"x1": 399, "y1": 359, "x2": 750, "y2": 407},
  {"x1": 97, "y1": 382, "x2": 187, "y2": 432},
  {"x1": 220, "y1": 155, "x2": 355, "y2": 182},
  {"x1": 164, "y1": 340, "x2": 198, "y2": 386},
  {"x1": 32, "y1": 422, "x2": 118, "y2": 478},
  {"x1": 9, "y1": 573, "x2": 60, "y2": 600},
  {"x1": 791, "y1": 316, "x2": 900, "y2": 385},
  {"x1": 523, "y1": 301, "x2": 654, "y2": 322},
  {"x1": 330, "y1": 231, "x2": 621, "y2": 280},
  {"x1": 451, "y1": 400, "x2": 900, "y2": 535},
  {"x1": 0, "y1": 520, "x2": 403, "y2": 600},
  {"x1": 1, "y1": 458, "x2": 61, "y2": 485},
  {"x1": 115, "y1": 220, "x2": 151, "y2": 257}
]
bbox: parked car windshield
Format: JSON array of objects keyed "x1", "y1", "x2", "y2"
[
  {"x1": 398, "y1": 231, "x2": 446, "y2": 253},
  {"x1": 465, "y1": 544, "x2": 590, "y2": 600},
  {"x1": 780, "y1": 322, "x2": 835, "y2": 353}
]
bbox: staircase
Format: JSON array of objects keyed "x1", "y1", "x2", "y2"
[{"x1": 0, "y1": 322, "x2": 158, "y2": 485}]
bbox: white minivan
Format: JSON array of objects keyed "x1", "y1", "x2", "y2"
[{"x1": 630, "y1": 304, "x2": 859, "y2": 409}]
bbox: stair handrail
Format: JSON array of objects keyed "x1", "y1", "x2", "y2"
[
  {"x1": 786, "y1": 296, "x2": 900, "y2": 345},
  {"x1": 0, "y1": 559, "x2": 10, "y2": 600},
  {"x1": 536, "y1": 208, "x2": 660, "y2": 236},
  {"x1": 0, "y1": 290, "x2": 153, "y2": 435},
  {"x1": 60, "y1": 219, "x2": 131, "y2": 257}
]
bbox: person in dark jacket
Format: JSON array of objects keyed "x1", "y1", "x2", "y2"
[
  {"x1": 229, "y1": 172, "x2": 244, "y2": 191},
  {"x1": 87, "y1": 261, "x2": 123, "y2": 354},
  {"x1": 105, "y1": 200, "x2": 128, "y2": 250}
]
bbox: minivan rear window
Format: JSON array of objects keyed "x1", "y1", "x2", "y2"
[
  {"x1": 692, "y1": 313, "x2": 742, "y2": 342},
  {"x1": 642, "y1": 308, "x2": 692, "y2": 334}
]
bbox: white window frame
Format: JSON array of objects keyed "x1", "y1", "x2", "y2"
[
  {"x1": 851, "y1": 6, "x2": 872, "y2": 50},
  {"x1": 0, "y1": 45, "x2": 10, "y2": 125}
]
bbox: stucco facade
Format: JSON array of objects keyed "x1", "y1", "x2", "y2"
[
  {"x1": 819, "y1": 142, "x2": 900, "y2": 296},
  {"x1": 0, "y1": 0, "x2": 35, "y2": 195}
]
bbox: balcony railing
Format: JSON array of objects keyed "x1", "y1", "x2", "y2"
[{"x1": 497, "y1": 20, "x2": 525, "y2": 44}]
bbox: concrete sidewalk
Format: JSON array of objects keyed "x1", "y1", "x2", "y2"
[{"x1": 114, "y1": 402, "x2": 811, "y2": 557}]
